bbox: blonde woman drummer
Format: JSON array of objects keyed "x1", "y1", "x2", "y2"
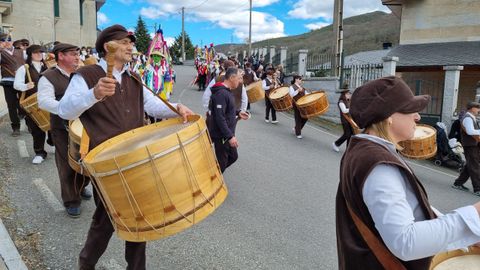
[
  {"x1": 336, "y1": 76, "x2": 480, "y2": 270},
  {"x1": 289, "y1": 75, "x2": 308, "y2": 139},
  {"x1": 13, "y1": 44, "x2": 48, "y2": 164}
]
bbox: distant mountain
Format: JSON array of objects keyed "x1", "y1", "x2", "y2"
[{"x1": 215, "y1": 11, "x2": 400, "y2": 57}]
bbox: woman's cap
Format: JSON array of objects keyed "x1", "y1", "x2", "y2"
[
  {"x1": 26, "y1": 44, "x2": 44, "y2": 55},
  {"x1": 350, "y1": 76, "x2": 430, "y2": 129}
]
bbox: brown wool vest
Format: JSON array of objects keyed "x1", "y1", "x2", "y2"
[
  {"x1": 75, "y1": 65, "x2": 144, "y2": 149},
  {"x1": 460, "y1": 114, "x2": 480, "y2": 147},
  {"x1": 291, "y1": 84, "x2": 305, "y2": 102},
  {"x1": 42, "y1": 67, "x2": 71, "y2": 130},
  {"x1": 0, "y1": 49, "x2": 21, "y2": 78},
  {"x1": 243, "y1": 70, "x2": 255, "y2": 86},
  {"x1": 24, "y1": 63, "x2": 47, "y2": 98},
  {"x1": 13, "y1": 49, "x2": 25, "y2": 66},
  {"x1": 336, "y1": 137, "x2": 435, "y2": 270}
]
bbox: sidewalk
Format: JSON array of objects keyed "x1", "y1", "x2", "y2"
[{"x1": 0, "y1": 86, "x2": 28, "y2": 270}]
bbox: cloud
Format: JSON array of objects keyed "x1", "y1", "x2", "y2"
[
  {"x1": 288, "y1": 0, "x2": 390, "y2": 20},
  {"x1": 305, "y1": 22, "x2": 329, "y2": 30},
  {"x1": 140, "y1": 0, "x2": 285, "y2": 42},
  {"x1": 165, "y1": 37, "x2": 175, "y2": 47},
  {"x1": 97, "y1": 12, "x2": 109, "y2": 25}
]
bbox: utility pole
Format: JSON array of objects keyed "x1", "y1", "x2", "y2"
[
  {"x1": 332, "y1": 0, "x2": 344, "y2": 79},
  {"x1": 248, "y1": 0, "x2": 252, "y2": 57},
  {"x1": 181, "y1": 7, "x2": 185, "y2": 62}
]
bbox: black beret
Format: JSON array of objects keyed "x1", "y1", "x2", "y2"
[
  {"x1": 52, "y1": 43, "x2": 79, "y2": 56},
  {"x1": 95, "y1": 24, "x2": 136, "y2": 55},
  {"x1": 350, "y1": 76, "x2": 430, "y2": 129},
  {"x1": 26, "y1": 44, "x2": 44, "y2": 56}
]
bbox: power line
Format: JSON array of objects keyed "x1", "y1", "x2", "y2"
[{"x1": 185, "y1": 0, "x2": 209, "y2": 10}]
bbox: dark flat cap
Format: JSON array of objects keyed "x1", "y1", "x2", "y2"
[
  {"x1": 467, "y1": 101, "x2": 480, "y2": 110},
  {"x1": 52, "y1": 43, "x2": 79, "y2": 56},
  {"x1": 335, "y1": 88, "x2": 350, "y2": 93},
  {"x1": 20, "y1": 39, "x2": 30, "y2": 46},
  {"x1": 95, "y1": 24, "x2": 136, "y2": 55},
  {"x1": 350, "y1": 76, "x2": 430, "y2": 129},
  {"x1": 26, "y1": 44, "x2": 44, "y2": 56},
  {"x1": 13, "y1": 40, "x2": 23, "y2": 47}
]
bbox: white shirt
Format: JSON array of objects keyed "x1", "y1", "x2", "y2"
[
  {"x1": 58, "y1": 58, "x2": 178, "y2": 120},
  {"x1": 462, "y1": 112, "x2": 480, "y2": 136},
  {"x1": 37, "y1": 66, "x2": 70, "y2": 115},
  {"x1": 262, "y1": 78, "x2": 273, "y2": 91},
  {"x1": 202, "y1": 77, "x2": 247, "y2": 112},
  {"x1": 339, "y1": 101, "x2": 349, "y2": 114},
  {"x1": 360, "y1": 134, "x2": 480, "y2": 261},
  {"x1": 13, "y1": 62, "x2": 43, "y2": 91},
  {"x1": 288, "y1": 83, "x2": 304, "y2": 97}
]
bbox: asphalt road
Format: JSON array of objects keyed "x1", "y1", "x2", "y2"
[{"x1": 0, "y1": 65, "x2": 479, "y2": 270}]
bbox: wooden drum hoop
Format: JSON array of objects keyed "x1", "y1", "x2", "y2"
[
  {"x1": 398, "y1": 124, "x2": 437, "y2": 160},
  {"x1": 269, "y1": 86, "x2": 292, "y2": 111}
]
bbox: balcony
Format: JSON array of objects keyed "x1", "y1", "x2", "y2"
[{"x1": 0, "y1": 0, "x2": 12, "y2": 15}]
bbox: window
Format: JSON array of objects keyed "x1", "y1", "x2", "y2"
[{"x1": 54, "y1": 0, "x2": 60, "y2": 17}]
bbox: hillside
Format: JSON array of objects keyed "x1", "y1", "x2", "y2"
[{"x1": 215, "y1": 11, "x2": 400, "y2": 57}]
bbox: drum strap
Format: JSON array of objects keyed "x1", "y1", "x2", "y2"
[
  {"x1": 346, "y1": 202, "x2": 407, "y2": 270},
  {"x1": 80, "y1": 128, "x2": 90, "y2": 159}
]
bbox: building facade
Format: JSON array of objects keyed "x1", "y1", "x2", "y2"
[{"x1": 0, "y1": 0, "x2": 105, "y2": 47}]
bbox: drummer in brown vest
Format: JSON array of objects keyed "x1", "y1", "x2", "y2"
[
  {"x1": 262, "y1": 68, "x2": 278, "y2": 123},
  {"x1": 1, "y1": 33, "x2": 25, "y2": 136},
  {"x1": 38, "y1": 43, "x2": 92, "y2": 218},
  {"x1": 452, "y1": 101, "x2": 480, "y2": 194},
  {"x1": 332, "y1": 86, "x2": 353, "y2": 152},
  {"x1": 336, "y1": 76, "x2": 480, "y2": 270},
  {"x1": 13, "y1": 45, "x2": 48, "y2": 164},
  {"x1": 57, "y1": 24, "x2": 193, "y2": 270},
  {"x1": 243, "y1": 62, "x2": 259, "y2": 112},
  {"x1": 289, "y1": 75, "x2": 307, "y2": 139}
]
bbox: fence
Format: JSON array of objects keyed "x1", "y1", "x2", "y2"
[
  {"x1": 272, "y1": 52, "x2": 281, "y2": 66},
  {"x1": 306, "y1": 52, "x2": 335, "y2": 77},
  {"x1": 285, "y1": 52, "x2": 299, "y2": 75},
  {"x1": 342, "y1": 63, "x2": 383, "y2": 89}
]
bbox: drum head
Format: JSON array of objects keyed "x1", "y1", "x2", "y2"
[
  {"x1": 246, "y1": 81, "x2": 261, "y2": 91},
  {"x1": 70, "y1": 119, "x2": 83, "y2": 137},
  {"x1": 413, "y1": 125, "x2": 435, "y2": 139},
  {"x1": 93, "y1": 121, "x2": 195, "y2": 162},
  {"x1": 297, "y1": 92, "x2": 324, "y2": 105},
  {"x1": 269, "y1": 87, "x2": 289, "y2": 99}
]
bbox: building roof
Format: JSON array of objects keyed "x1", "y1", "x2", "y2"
[
  {"x1": 344, "y1": 49, "x2": 391, "y2": 66},
  {"x1": 387, "y1": 41, "x2": 480, "y2": 67}
]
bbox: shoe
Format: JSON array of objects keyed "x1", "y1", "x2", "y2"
[
  {"x1": 80, "y1": 189, "x2": 92, "y2": 200},
  {"x1": 66, "y1": 207, "x2": 81, "y2": 218},
  {"x1": 451, "y1": 184, "x2": 469, "y2": 192},
  {"x1": 265, "y1": 119, "x2": 270, "y2": 123},
  {"x1": 271, "y1": 120, "x2": 278, "y2": 124},
  {"x1": 32, "y1": 155, "x2": 45, "y2": 164},
  {"x1": 332, "y1": 142, "x2": 340, "y2": 152},
  {"x1": 11, "y1": 129, "x2": 20, "y2": 137},
  {"x1": 297, "y1": 135, "x2": 303, "y2": 139}
]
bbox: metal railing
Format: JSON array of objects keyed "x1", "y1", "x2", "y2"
[
  {"x1": 306, "y1": 52, "x2": 335, "y2": 77},
  {"x1": 342, "y1": 63, "x2": 383, "y2": 89},
  {"x1": 285, "y1": 52, "x2": 299, "y2": 75},
  {"x1": 272, "y1": 52, "x2": 281, "y2": 66}
]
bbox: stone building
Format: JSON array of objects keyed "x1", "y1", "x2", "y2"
[
  {"x1": 0, "y1": 0, "x2": 105, "y2": 47},
  {"x1": 382, "y1": 0, "x2": 480, "y2": 126}
]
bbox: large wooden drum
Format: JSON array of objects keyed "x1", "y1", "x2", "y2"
[
  {"x1": 68, "y1": 119, "x2": 88, "y2": 175},
  {"x1": 269, "y1": 87, "x2": 292, "y2": 111},
  {"x1": 295, "y1": 91, "x2": 329, "y2": 119},
  {"x1": 82, "y1": 115, "x2": 228, "y2": 242},
  {"x1": 430, "y1": 246, "x2": 480, "y2": 270},
  {"x1": 398, "y1": 124, "x2": 437, "y2": 160},
  {"x1": 246, "y1": 81, "x2": 264, "y2": 103},
  {"x1": 19, "y1": 93, "x2": 50, "y2": 132}
]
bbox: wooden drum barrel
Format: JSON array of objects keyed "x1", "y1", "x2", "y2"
[
  {"x1": 82, "y1": 115, "x2": 228, "y2": 242},
  {"x1": 398, "y1": 124, "x2": 437, "y2": 160},
  {"x1": 295, "y1": 91, "x2": 329, "y2": 119},
  {"x1": 19, "y1": 93, "x2": 50, "y2": 132},
  {"x1": 246, "y1": 81, "x2": 264, "y2": 103},
  {"x1": 430, "y1": 246, "x2": 480, "y2": 270},
  {"x1": 269, "y1": 87, "x2": 292, "y2": 111}
]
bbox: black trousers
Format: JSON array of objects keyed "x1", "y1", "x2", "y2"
[
  {"x1": 3, "y1": 84, "x2": 21, "y2": 130},
  {"x1": 79, "y1": 189, "x2": 146, "y2": 270},
  {"x1": 293, "y1": 105, "x2": 308, "y2": 136},
  {"x1": 213, "y1": 138, "x2": 238, "y2": 173},
  {"x1": 51, "y1": 128, "x2": 90, "y2": 208},
  {"x1": 335, "y1": 120, "x2": 353, "y2": 147},
  {"x1": 265, "y1": 97, "x2": 276, "y2": 121},
  {"x1": 454, "y1": 146, "x2": 480, "y2": 192},
  {"x1": 25, "y1": 115, "x2": 47, "y2": 157}
]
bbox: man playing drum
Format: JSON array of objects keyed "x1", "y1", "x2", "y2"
[
  {"x1": 262, "y1": 68, "x2": 278, "y2": 123},
  {"x1": 57, "y1": 24, "x2": 193, "y2": 270},
  {"x1": 452, "y1": 101, "x2": 480, "y2": 195},
  {"x1": 38, "y1": 43, "x2": 92, "y2": 218}
]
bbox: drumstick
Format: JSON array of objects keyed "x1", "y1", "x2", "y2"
[{"x1": 105, "y1": 41, "x2": 119, "y2": 78}]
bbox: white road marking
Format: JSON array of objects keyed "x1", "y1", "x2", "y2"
[
  {"x1": 280, "y1": 112, "x2": 457, "y2": 178},
  {"x1": 17, "y1": 140, "x2": 29, "y2": 158},
  {"x1": 33, "y1": 178, "x2": 64, "y2": 212},
  {"x1": 177, "y1": 88, "x2": 189, "y2": 104},
  {"x1": 0, "y1": 220, "x2": 28, "y2": 270}
]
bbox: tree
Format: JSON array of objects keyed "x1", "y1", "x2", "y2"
[
  {"x1": 169, "y1": 32, "x2": 195, "y2": 60},
  {"x1": 134, "y1": 16, "x2": 151, "y2": 54}
]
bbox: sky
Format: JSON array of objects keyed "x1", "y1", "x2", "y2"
[{"x1": 98, "y1": 0, "x2": 390, "y2": 47}]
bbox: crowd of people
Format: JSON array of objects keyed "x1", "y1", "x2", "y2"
[{"x1": 3, "y1": 21, "x2": 480, "y2": 270}]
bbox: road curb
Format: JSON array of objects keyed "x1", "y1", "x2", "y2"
[{"x1": 0, "y1": 219, "x2": 28, "y2": 270}]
